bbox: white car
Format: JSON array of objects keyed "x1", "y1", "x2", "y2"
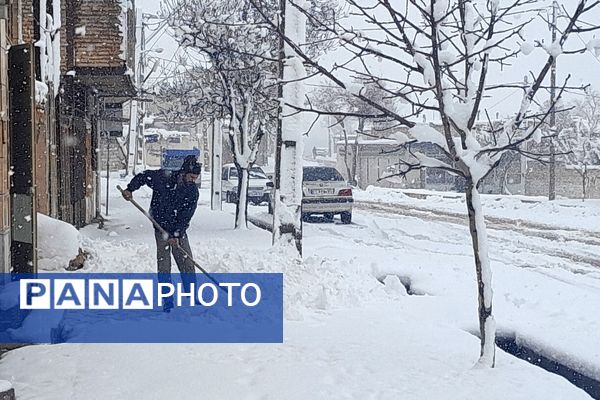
[
  {"x1": 221, "y1": 164, "x2": 271, "y2": 205},
  {"x1": 268, "y1": 166, "x2": 353, "y2": 224}
]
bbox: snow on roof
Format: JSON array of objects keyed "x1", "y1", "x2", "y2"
[
  {"x1": 362, "y1": 139, "x2": 396, "y2": 145},
  {"x1": 145, "y1": 128, "x2": 191, "y2": 139}
]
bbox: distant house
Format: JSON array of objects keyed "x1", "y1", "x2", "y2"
[
  {"x1": 336, "y1": 138, "x2": 466, "y2": 191},
  {"x1": 335, "y1": 125, "x2": 523, "y2": 195},
  {"x1": 335, "y1": 122, "x2": 600, "y2": 198}
]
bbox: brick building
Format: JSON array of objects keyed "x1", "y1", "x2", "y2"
[{"x1": 0, "y1": 0, "x2": 137, "y2": 274}]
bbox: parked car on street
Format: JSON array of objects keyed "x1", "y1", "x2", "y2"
[
  {"x1": 222, "y1": 164, "x2": 271, "y2": 205},
  {"x1": 268, "y1": 166, "x2": 353, "y2": 224}
]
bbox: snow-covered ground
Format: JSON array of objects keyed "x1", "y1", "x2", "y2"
[
  {"x1": 0, "y1": 175, "x2": 597, "y2": 399},
  {"x1": 356, "y1": 186, "x2": 600, "y2": 233}
]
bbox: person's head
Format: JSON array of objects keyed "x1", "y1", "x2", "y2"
[
  {"x1": 179, "y1": 155, "x2": 201, "y2": 185},
  {"x1": 181, "y1": 172, "x2": 199, "y2": 185}
]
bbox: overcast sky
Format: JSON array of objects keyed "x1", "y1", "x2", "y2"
[{"x1": 139, "y1": 0, "x2": 600, "y2": 149}]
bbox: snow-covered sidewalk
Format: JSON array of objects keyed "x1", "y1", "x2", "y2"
[{"x1": 0, "y1": 176, "x2": 594, "y2": 399}]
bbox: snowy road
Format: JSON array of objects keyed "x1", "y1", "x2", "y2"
[
  {"x1": 355, "y1": 201, "x2": 600, "y2": 273},
  {"x1": 303, "y1": 206, "x2": 600, "y2": 382},
  {"x1": 0, "y1": 177, "x2": 597, "y2": 399}
]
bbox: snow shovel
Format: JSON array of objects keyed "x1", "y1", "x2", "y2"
[{"x1": 116, "y1": 185, "x2": 225, "y2": 292}]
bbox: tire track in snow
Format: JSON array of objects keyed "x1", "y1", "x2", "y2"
[
  {"x1": 308, "y1": 209, "x2": 600, "y2": 292},
  {"x1": 355, "y1": 202, "x2": 600, "y2": 272}
]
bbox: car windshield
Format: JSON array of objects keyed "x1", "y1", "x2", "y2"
[
  {"x1": 229, "y1": 167, "x2": 267, "y2": 179},
  {"x1": 303, "y1": 167, "x2": 344, "y2": 182}
]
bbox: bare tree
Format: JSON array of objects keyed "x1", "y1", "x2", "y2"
[
  {"x1": 559, "y1": 91, "x2": 600, "y2": 200},
  {"x1": 164, "y1": 0, "x2": 279, "y2": 229},
  {"x1": 312, "y1": 80, "x2": 396, "y2": 185},
  {"x1": 313, "y1": 87, "x2": 356, "y2": 182},
  {"x1": 153, "y1": 71, "x2": 203, "y2": 129},
  {"x1": 247, "y1": 0, "x2": 599, "y2": 366},
  {"x1": 162, "y1": 0, "x2": 337, "y2": 235}
]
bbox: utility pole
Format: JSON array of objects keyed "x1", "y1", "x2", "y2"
[
  {"x1": 134, "y1": 14, "x2": 147, "y2": 175},
  {"x1": 125, "y1": 99, "x2": 138, "y2": 176},
  {"x1": 95, "y1": 99, "x2": 104, "y2": 226},
  {"x1": 548, "y1": 0, "x2": 557, "y2": 200},
  {"x1": 210, "y1": 119, "x2": 222, "y2": 210},
  {"x1": 126, "y1": 12, "x2": 143, "y2": 176}
]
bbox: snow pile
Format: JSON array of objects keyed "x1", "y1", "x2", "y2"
[
  {"x1": 0, "y1": 381, "x2": 12, "y2": 393},
  {"x1": 544, "y1": 40, "x2": 563, "y2": 58},
  {"x1": 520, "y1": 42, "x2": 535, "y2": 55},
  {"x1": 357, "y1": 186, "x2": 412, "y2": 203},
  {"x1": 0, "y1": 180, "x2": 596, "y2": 399},
  {"x1": 37, "y1": 213, "x2": 81, "y2": 271},
  {"x1": 586, "y1": 39, "x2": 600, "y2": 56},
  {"x1": 35, "y1": 80, "x2": 48, "y2": 105},
  {"x1": 193, "y1": 240, "x2": 385, "y2": 320}
]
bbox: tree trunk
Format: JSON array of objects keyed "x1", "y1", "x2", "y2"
[
  {"x1": 235, "y1": 166, "x2": 249, "y2": 229},
  {"x1": 465, "y1": 179, "x2": 496, "y2": 368},
  {"x1": 271, "y1": 0, "x2": 303, "y2": 256},
  {"x1": 341, "y1": 120, "x2": 353, "y2": 184},
  {"x1": 352, "y1": 118, "x2": 363, "y2": 187},
  {"x1": 582, "y1": 165, "x2": 587, "y2": 202}
]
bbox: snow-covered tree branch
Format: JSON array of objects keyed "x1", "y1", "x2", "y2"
[
  {"x1": 246, "y1": 0, "x2": 600, "y2": 367},
  {"x1": 164, "y1": 0, "x2": 279, "y2": 229}
]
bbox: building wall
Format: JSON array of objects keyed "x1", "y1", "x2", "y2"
[
  {"x1": 524, "y1": 161, "x2": 600, "y2": 199},
  {"x1": 337, "y1": 143, "x2": 425, "y2": 190},
  {"x1": 143, "y1": 132, "x2": 196, "y2": 168},
  {"x1": 99, "y1": 136, "x2": 127, "y2": 171},
  {"x1": 60, "y1": 0, "x2": 131, "y2": 71},
  {"x1": 19, "y1": 0, "x2": 57, "y2": 218}
]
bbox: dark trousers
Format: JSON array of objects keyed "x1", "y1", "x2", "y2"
[{"x1": 154, "y1": 230, "x2": 196, "y2": 296}]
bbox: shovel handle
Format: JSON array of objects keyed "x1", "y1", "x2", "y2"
[{"x1": 116, "y1": 185, "x2": 225, "y2": 292}]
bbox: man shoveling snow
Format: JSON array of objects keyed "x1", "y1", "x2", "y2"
[{"x1": 121, "y1": 155, "x2": 201, "y2": 311}]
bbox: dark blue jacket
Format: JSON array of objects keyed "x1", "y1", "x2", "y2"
[{"x1": 126, "y1": 169, "x2": 199, "y2": 238}]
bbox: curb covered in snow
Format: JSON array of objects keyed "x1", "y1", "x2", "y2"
[{"x1": 0, "y1": 380, "x2": 14, "y2": 400}]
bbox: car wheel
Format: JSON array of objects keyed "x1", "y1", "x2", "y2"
[
  {"x1": 302, "y1": 213, "x2": 310, "y2": 222},
  {"x1": 268, "y1": 201, "x2": 273, "y2": 215},
  {"x1": 324, "y1": 212, "x2": 334, "y2": 220},
  {"x1": 341, "y1": 211, "x2": 352, "y2": 224}
]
